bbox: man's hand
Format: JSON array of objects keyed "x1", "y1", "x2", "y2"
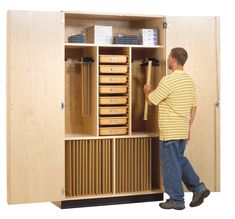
[
  {"x1": 144, "y1": 84, "x2": 153, "y2": 94},
  {"x1": 143, "y1": 84, "x2": 154, "y2": 106}
]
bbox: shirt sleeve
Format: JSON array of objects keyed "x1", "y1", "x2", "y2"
[
  {"x1": 192, "y1": 85, "x2": 197, "y2": 107},
  {"x1": 148, "y1": 77, "x2": 171, "y2": 106}
]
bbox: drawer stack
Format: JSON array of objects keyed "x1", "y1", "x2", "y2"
[{"x1": 99, "y1": 54, "x2": 129, "y2": 136}]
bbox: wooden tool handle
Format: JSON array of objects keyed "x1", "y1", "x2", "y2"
[{"x1": 144, "y1": 61, "x2": 152, "y2": 120}]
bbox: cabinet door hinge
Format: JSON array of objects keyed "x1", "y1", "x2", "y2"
[
  {"x1": 163, "y1": 21, "x2": 171, "y2": 29},
  {"x1": 215, "y1": 100, "x2": 220, "y2": 108},
  {"x1": 61, "y1": 102, "x2": 65, "y2": 110},
  {"x1": 163, "y1": 22, "x2": 168, "y2": 29}
]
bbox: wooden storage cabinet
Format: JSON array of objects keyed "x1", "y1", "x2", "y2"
[
  {"x1": 8, "y1": 10, "x2": 220, "y2": 208},
  {"x1": 7, "y1": 10, "x2": 164, "y2": 207}
]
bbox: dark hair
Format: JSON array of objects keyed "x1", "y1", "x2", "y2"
[{"x1": 170, "y1": 47, "x2": 188, "y2": 66}]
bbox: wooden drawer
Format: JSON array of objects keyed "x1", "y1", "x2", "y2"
[
  {"x1": 99, "y1": 96, "x2": 128, "y2": 105},
  {"x1": 99, "y1": 55, "x2": 127, "y2": 64},
  {"x1": 99, "y1": 65, "x2": 128, "y2": 74},
  {"x1": 99, "y1": 75, "x2": 128, "y2": 84},
  {"x1": 99, "y1": 106, "x2": 128, "y2": 115},
  {"x1": 99, "y1": 127, "x2": 128, "y2": 136},
  {"x1": 99, "y1": 85, "x2": 127, "y2": 94},
  {"x1": 99, "y1": 116, "x2": 128, "y2": 125}
]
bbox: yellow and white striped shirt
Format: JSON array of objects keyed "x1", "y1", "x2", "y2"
[{"x1": 148, "y1": 70, "x2": 197, "y2": 141}]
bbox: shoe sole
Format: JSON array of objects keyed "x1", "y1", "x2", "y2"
[
  {"x1": 160, "y1": 206, "x2": 185, "y2": 210},
  {"x1": 190, "y1": 190, "x2": 210, "y2": 207},
  {"x1": 159, "y1": 204, "x2": 185, "y2": 210}
]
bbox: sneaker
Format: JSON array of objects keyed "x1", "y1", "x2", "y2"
[
  {"x1": 190, "y1": 189, "x2": 210, "y2": 207},
  {"x1": 159, "y1": 199, "x2": 185, "y2": 210}
]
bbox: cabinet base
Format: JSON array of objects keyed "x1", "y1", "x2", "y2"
[{"x1": 58, "y1": 193, "x2": 164, "y2": 209}]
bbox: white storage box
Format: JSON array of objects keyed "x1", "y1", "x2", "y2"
[{"x1": 85, "y1": 25, "x2": 113, "y2": 44}]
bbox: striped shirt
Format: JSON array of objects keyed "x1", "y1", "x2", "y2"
[{"x1": 148, "y1": 70, "x2": 197, "y2": 141}]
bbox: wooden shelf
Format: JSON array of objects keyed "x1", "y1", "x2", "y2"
[
  {"x1": 65, "y1": 132, "x2": 158, "y2": 140},
  {"x1": 64, "y1": 11, "x2": 164, "y2": 21},
  {"x1": 65, "y1": 43, "x2": 164, "y2": 49}
]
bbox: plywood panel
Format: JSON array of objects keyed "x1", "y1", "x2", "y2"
[
  {"x1": 7, "y1": 11, "x2": 65, "y2": 203},
  {"x1": 166, "y1": 17, "x2": 220, "y2": 191}
]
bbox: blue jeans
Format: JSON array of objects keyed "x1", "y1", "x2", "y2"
[{"x1": 160, "y1": 139, "x2": 206, "y2": 203}]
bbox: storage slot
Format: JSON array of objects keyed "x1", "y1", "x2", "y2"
[
  {"x1": 99, "y1": 85, "x2": 128, "y2": 94},
  {"x1": 99, "y1": 116, "x2": 128, "y2": 126},
  {"x1": 65, "y1": 47, "x2": 97, "y2": 135},
  {"x1": 115, "y1": 137, "x2": 160, "y2": 193},
  {"x1": 99, "y1": 96, "x2": 128, "y2": 105},
  {"x1": 65, "y1": 139, "x2": 113, "y2": 197},
  {"x1": 99, "y1": 127, "x2": 128, "y2": 136},
  {"x1": 99, "y1": 75, "x2": 128, "y2": 84},
  {"x1": 99, "y1": 65, "x2": 128, "y2": 74},
  {"x1": 99, "y1": 55, "x2": 127, "y2": 64},
  {"x1": 131, "y1": 47, "x2": 165, "y2": 134},
  {"x1": 99, "y1": 106, "x2": 128, "y2": 115}
]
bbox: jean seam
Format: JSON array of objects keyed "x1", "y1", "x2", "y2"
[{"x1": 165, "y1": 143, "x2": 174, "y2": 200}]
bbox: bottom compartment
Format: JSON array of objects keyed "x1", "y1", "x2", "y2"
[
  {"x1": 65, "y1": 137, "x2": 161, "y2": 199},
  {"x1": 115, "y1": 137, "x2": 160, "y2": 193},
  {"x1": 65, "y1": 139, "x2": 113, "y2": 197}
]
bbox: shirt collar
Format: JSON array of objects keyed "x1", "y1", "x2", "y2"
[{"x1": 173, "y1": 70, "x2": 185, "y2": 74}]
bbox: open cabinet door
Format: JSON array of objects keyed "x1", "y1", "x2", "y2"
[
  {"x1": 165, "y1": 17, "x2": 220, "y2": 191},
  {"x1": 7, "y1": 11, "x2": 65, "y2": 203}
]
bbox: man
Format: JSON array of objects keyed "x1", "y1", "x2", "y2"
[{"x1": 144, "y1": 47, "x2": 210, "y2": 210}]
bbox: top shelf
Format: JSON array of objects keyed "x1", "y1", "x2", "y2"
[
  {"x1": 65, "y1": 43, "x2": 164, "y2": 49},
  {"x1": 64, "y1": 11, "x2": 164, "y2": 21}
]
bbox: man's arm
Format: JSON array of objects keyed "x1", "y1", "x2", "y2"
[
  {"x1": 144, "y1": 77, "x2": 171, "y2": 106},
  {"x1": 189, "y1": 106, "x2": 197, "y2": 128},
  {"x1": 188, "y1": 106, "x2": 197, "y2": 141}
]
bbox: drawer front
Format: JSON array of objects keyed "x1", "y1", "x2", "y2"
[
  {"x1": 99, "y1": 117, "x2": 128, "y2": 125},
  {"x1": 99, "y1": 107, "x2": 127, "y2": 115},
  {"x1": 99, "y1": 75, "x2": 128, "y2": 84},
  {"x1": 99, "y1": 86, "x2": 127, "y2": 94},
  {"x1": 99, "y1": 65, "x2": 128, "y2": 74},
  {"x1": 99, "y1": 96, "x2": 128, "y2": 105},
  {"x1": 99, "y1": 127, "x2": 128, "y2": 136},
  {"x1": 99, "y1": 55, "x2": 127, "y2": 64}
]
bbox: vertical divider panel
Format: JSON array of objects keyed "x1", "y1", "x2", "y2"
[
  {"x1": 88, "y1": 140, "x2": 91, "y2": 194},
  {"x1": 127, "y1": 138, "x2": 130, "y2": 192},
  {"x1": 72, "y1": 141, "x2": 76, "y2": 196},
  {"x1": 124, "y1": 138, "x2": 127, "y2": 192},
  {"x1": 95, "y1": 139, "x2": 99, "y2": 194},
  {"x1": 75, "y1": 141, "x2": 78, "y2": 196},
  {"x1": 149, "y1": 138, "x2": 152, "y2": 190},
  {"x1": 146, "y1": 138, "x2": 149, "y2": 190},
  {"x1": 112, "y1": 138, "x2": 115, "y2": 194},
  {"x1": 79, "y1": 140, "x2": 82, "y2": 195}
]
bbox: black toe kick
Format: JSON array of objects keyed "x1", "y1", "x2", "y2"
[{"x1": 60, "y1": 193, "x2": 164, "y2": 209}]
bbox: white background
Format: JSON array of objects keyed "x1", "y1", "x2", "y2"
[{"x1": 1, "y1": 0, "x2": 235, "y2": 218}]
